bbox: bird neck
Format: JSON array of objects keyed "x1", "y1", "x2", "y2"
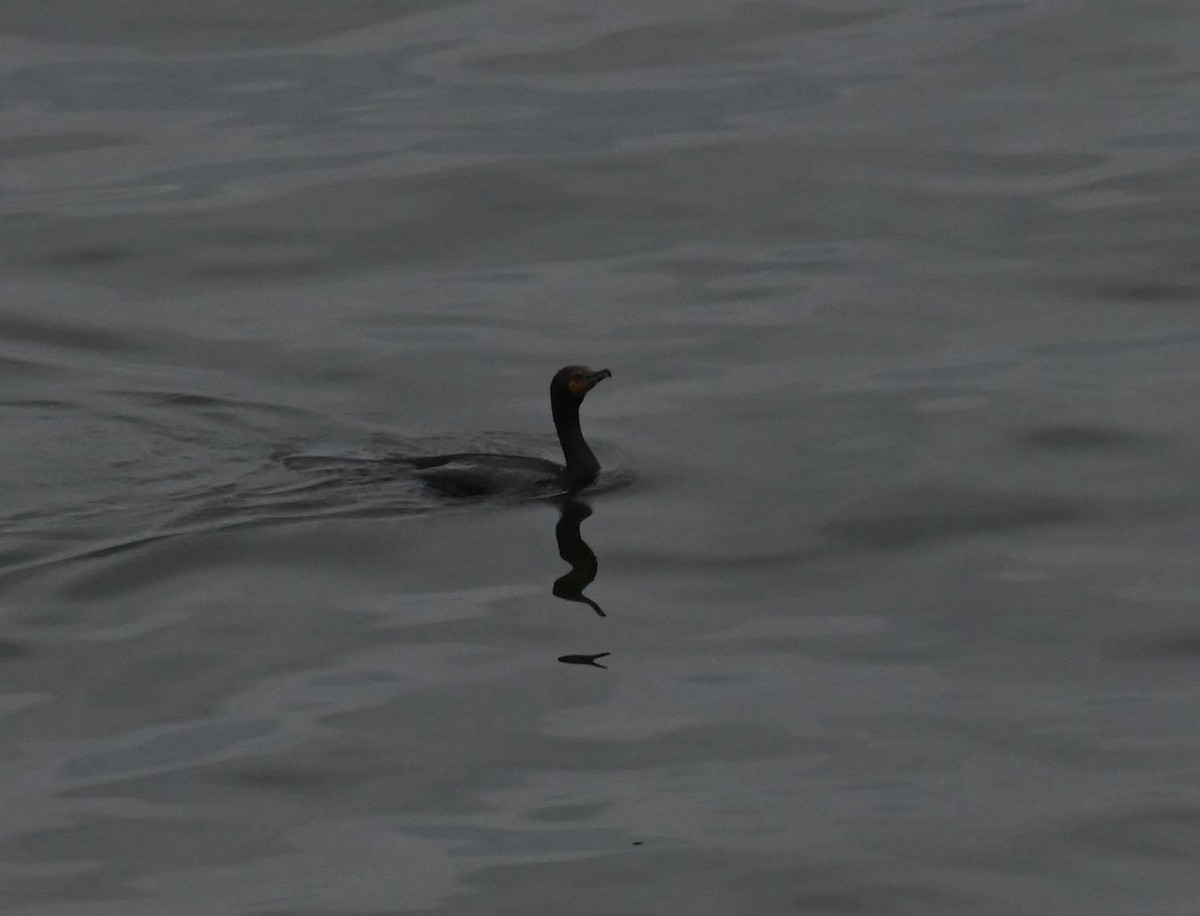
[{"x1": 552, "y1": 395, "x2": 599, "y2": 489}]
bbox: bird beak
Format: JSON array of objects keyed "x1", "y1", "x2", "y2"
[
  {"x1": 584, "y1": 368, "x2": 612, "y2": 390},
  {"x1": 566, "y1": 368, "x2": 612, "y2": 398}
]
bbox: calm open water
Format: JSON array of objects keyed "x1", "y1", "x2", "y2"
[{"x1": 4, "y1": 1, "x2": 1200, "y2": 913}]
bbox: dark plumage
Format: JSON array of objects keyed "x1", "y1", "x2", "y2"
[{"x1": 408, "y1": 365, "x2": 612, "y2": 498}]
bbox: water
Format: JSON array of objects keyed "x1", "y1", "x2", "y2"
[{"x1": 4, "y1": 1, "x2": 1200, "y2": 912}]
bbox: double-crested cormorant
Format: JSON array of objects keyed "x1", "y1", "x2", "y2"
[{"x1": 405, "y1": 365, "x2": 612, "y2": 498}]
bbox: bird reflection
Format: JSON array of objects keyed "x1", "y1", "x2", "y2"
[
  {"x1": 557, "y1": 652, "x2": 610, "y2": 668},
  {"x1": 552, "y1": 498, "x2": 610, "y2": 670},
  {"x1": 552, "y1": 499, "x2": 604, "y2": 617}
]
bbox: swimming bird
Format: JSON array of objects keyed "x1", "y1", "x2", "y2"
[{"x1": 405, "y1": 365, "x2": 612, "y2": 498}]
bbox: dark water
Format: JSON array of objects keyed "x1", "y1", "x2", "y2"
[{"x1": 5, "y1": 1, "x2": 1200, "y2": 912}]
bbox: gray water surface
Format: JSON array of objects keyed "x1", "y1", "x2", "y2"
[{"x1": 4, "y1": 1, "x2": 1200, "y2": 913}]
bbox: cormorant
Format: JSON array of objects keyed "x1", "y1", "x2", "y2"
[{"x1": 405, "y1": 365, "x2": 612, "y2": 499}]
